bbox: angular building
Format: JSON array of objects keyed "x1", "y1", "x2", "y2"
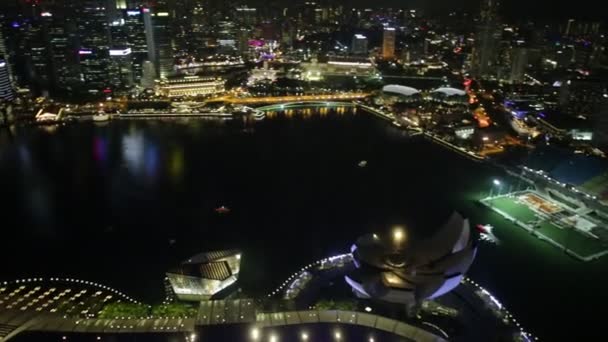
[
  {"x1": 345, "y1": 212, "x2": 477, "y2": 315},
  {"x1": 166, "y1": 250, "x2": 242, "y2": 301}
]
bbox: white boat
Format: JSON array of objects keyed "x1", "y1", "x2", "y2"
[
  {"x1": 93, "y1": 113, "x2": 110, "y2": 122},
  {"x1": 476, "y1": 224, "x2": 500, "y2": 244}
]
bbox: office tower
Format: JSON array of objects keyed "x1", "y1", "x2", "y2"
[
  {"x1": 565, "y1": 19, "x2": 575, "y2": 36},
  {"x1": 351, "y1": 34, "x2": 368, "y2": 55},
  {"x1": 510, "y1": 48, "x2": 528, "y2": 83},
  {"x1": 471, "y1": 0, "x2": 501, "y2": 78},
  {"x1": 77, "y1": 1, "x2": 112, "y2": 92},
  {"x1": 0, "y1": 58, "x2": 14, "y2": 101},
  {"x1": 108, "y1": 48, "x2": 134, "y2": 88},
  {"x1": 235, "y1": 6, "x2": 258, "y2": 26},
  {"x1": 382, "y1": 27, "x2": 396, "y2": 60},
  {"x1": 122, "y1": 9, "x2": 149, "y2": 85},
  {"x1": 141, "y1": 60, "x2": 156, "y2": 89},
  {"x1": 0, "y1": 26, "x2": 14, "y2": 85},
  {"x1": 143, "y1": 6, "x2": 173, "y2": 79}
]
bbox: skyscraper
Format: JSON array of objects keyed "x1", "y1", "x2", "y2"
[
  {"x1": 77, "y1": 1, "x2": 112, "y2": 92},
  {"x1": 0, "y1": 58, "x2": 15, "y2": 101},
  {"x1": 0, "y1": 26, "x2": 14, "y2": 85},
  {"x1": 510, "y1": 48, "x2": 528, "y2": 83},
  {"x1": 122, "y1": 9, "x2": 149, "y2": 85},
  {"x1": 382, "y1": 27, "x2": 396, "y2": 60},
  {"x1": 351, "y1": 34, "x2": 368, "y2": 55},
  {"x1": 141, "y1": 60, "x2": 156, "y2": 89},
  {"x1": 471, "y1": 0, "x2": 501, "y2": 79},
  {"x1": 142, "y1": 6, "x2": 173, "y2": 79}
]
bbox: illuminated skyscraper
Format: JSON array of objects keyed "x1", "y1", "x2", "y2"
[
  {"x1": 143, "y1": 6, "x2": 173, "y2": 79},
  {"x1": 0, "y1": 26, "x2": 13, "y2": 85},
  {"x1": 77, "y1": 0, "x2": 112, "y2": 92},
  {"x1": 382, "y1": 27, "x2": 396, "y2": 60},
  {"x1": 351, "y1": 34, "x2": 368, "y2": 55},
  {"x1": 471, "y1": 0, "x2": 501, "y2": 78},
  {"x1": 510, "y1": 48, "x2": 528, "y2": 83},
  {"x1": 141, "y1": 60, "x2": 156, "y2": 89},
  {"x1": 122, "y1": 9, "x2": 149, "y2": 85},
  {"x1": 0, "y1": 57, "x2": 14, "y2": 101}
]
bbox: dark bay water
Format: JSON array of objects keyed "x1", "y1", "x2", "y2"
[{"x1": 0, "y1": 110, "x2": 606, "y2": 340}]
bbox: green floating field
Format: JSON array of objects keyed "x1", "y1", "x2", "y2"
[
  {"x1": 537, "y1": 222, "x2": 606, "y2": 256},
  {"x1": 486, "y1": 197, "x2": 537, "y2": 223},
  {"x1": 486, "y1": 195, "x2": 607, "y2": 258}
]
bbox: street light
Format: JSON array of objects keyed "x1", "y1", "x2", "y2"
[
  {"x1": 269, "y1": 334, "x2": 278, "y2": 342},
  {"x1": 334, "y1": 330, "x2": 342, "y2": 341},
  {"x1": 250, "y1": 327, "x2": 260, "y2": 341},
  {"x1": 301, "y1": 332, "x2": 309, "y2": 341},
  {"x1": 393, "y1": 227, "x2": 406, "y2": 244},
  {"x1": 489, "y1": 179, "x2": 503, "y2": 198}
]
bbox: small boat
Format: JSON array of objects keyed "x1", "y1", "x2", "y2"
[
  {"x1": 215, "y1": 206, "x2": 231, "y2": 214},
  {"x1": 476, "y1": 224, "x2": 500, "y2": 244},
  {"x1": 93, "y1": 113, "x2": 110, "y2": 122},
  {"x1": 358, "y1": 160, "x2": 368, "y2": 168}
]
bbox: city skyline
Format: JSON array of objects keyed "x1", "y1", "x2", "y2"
[{"x1": 0, "y1": 0, "x2": 607, "y2": 341}]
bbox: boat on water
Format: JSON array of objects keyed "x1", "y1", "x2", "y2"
[
  {"x1": 476, "y1": 224, "x2": 500, "y2": 244},
  {"x1": 93, "y1": 112, "x2": 111, "y2": 122},
  {"x1": 215, "y1": 206, "x2": 231, "y2": 214},
  {"x1": 358, "y1": 160, "x2": 368, "y2": 168}
]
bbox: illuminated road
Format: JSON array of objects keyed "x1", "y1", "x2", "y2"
[
  {"x1": 205, "y1": 93, "x2": 370, "y2": 105},
  {"x1": 256, "y1": 101, "x2": 356, "y2": 112}
]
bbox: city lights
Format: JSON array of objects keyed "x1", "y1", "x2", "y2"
[
  {"x1": 393, "y1": 227, "x2": 406, "y2": 243},
  {"x1": 0, "y1": 1, "x2": 593, "y2": 341},
  {"x1": 250, "y1": 327, "x2": 260, "y2": 340}
]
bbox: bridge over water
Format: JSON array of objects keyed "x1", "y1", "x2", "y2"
[
  {"x1": 0, "y1": 305, "x2": 445, "y2": 342},
  {"x1": 205, "y1": 93, "x2": 370, "y2": 105}
]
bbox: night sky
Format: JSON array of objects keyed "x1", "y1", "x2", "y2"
[{"x1": 0, "y1": 0, "x2": 605, "y2": 22}]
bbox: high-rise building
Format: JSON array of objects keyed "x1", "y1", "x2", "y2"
[
  {"x1": 141, "y1": 60, "x2": 156, "y2": 89},
  {"x1": 108, "y1": 47, "x2": 134, "y2": 88},
  {"x1": 122, "y1": 9, "x2": 149, "y2": 85},
  {"x1": 0, "y1": 26, "x2": 14, "y2": 85},
  {"x1": 351, "y1": 34, "x2": 368, "y2": 55},
  {"x1": 48, "y1": 19, "x2": 79, "y2": 93},
  {"x1": 235, "y1": 6, "x2": 258, "y2": 26},
  {"x1": 471, "y1": 0, "x2": 501, "y2": 79},
  {"x1": 510, "y1": 48, "x2": 528, "y2": 83},
  {"x1": 565, "y1": 19, "x2": 575, "y2": 36},
  {"x1": 0, "y1": 58, "x2": 14, "y2": 101},
  {"x1": 382, "y1": 27, "x2": 396, "y2": 60},
  {"x1": 77, "y1": 1, "x2": 112, "y2": 92},
  {"x1": 143, "y1": 6, "x2": 173, "y2": 79}
]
